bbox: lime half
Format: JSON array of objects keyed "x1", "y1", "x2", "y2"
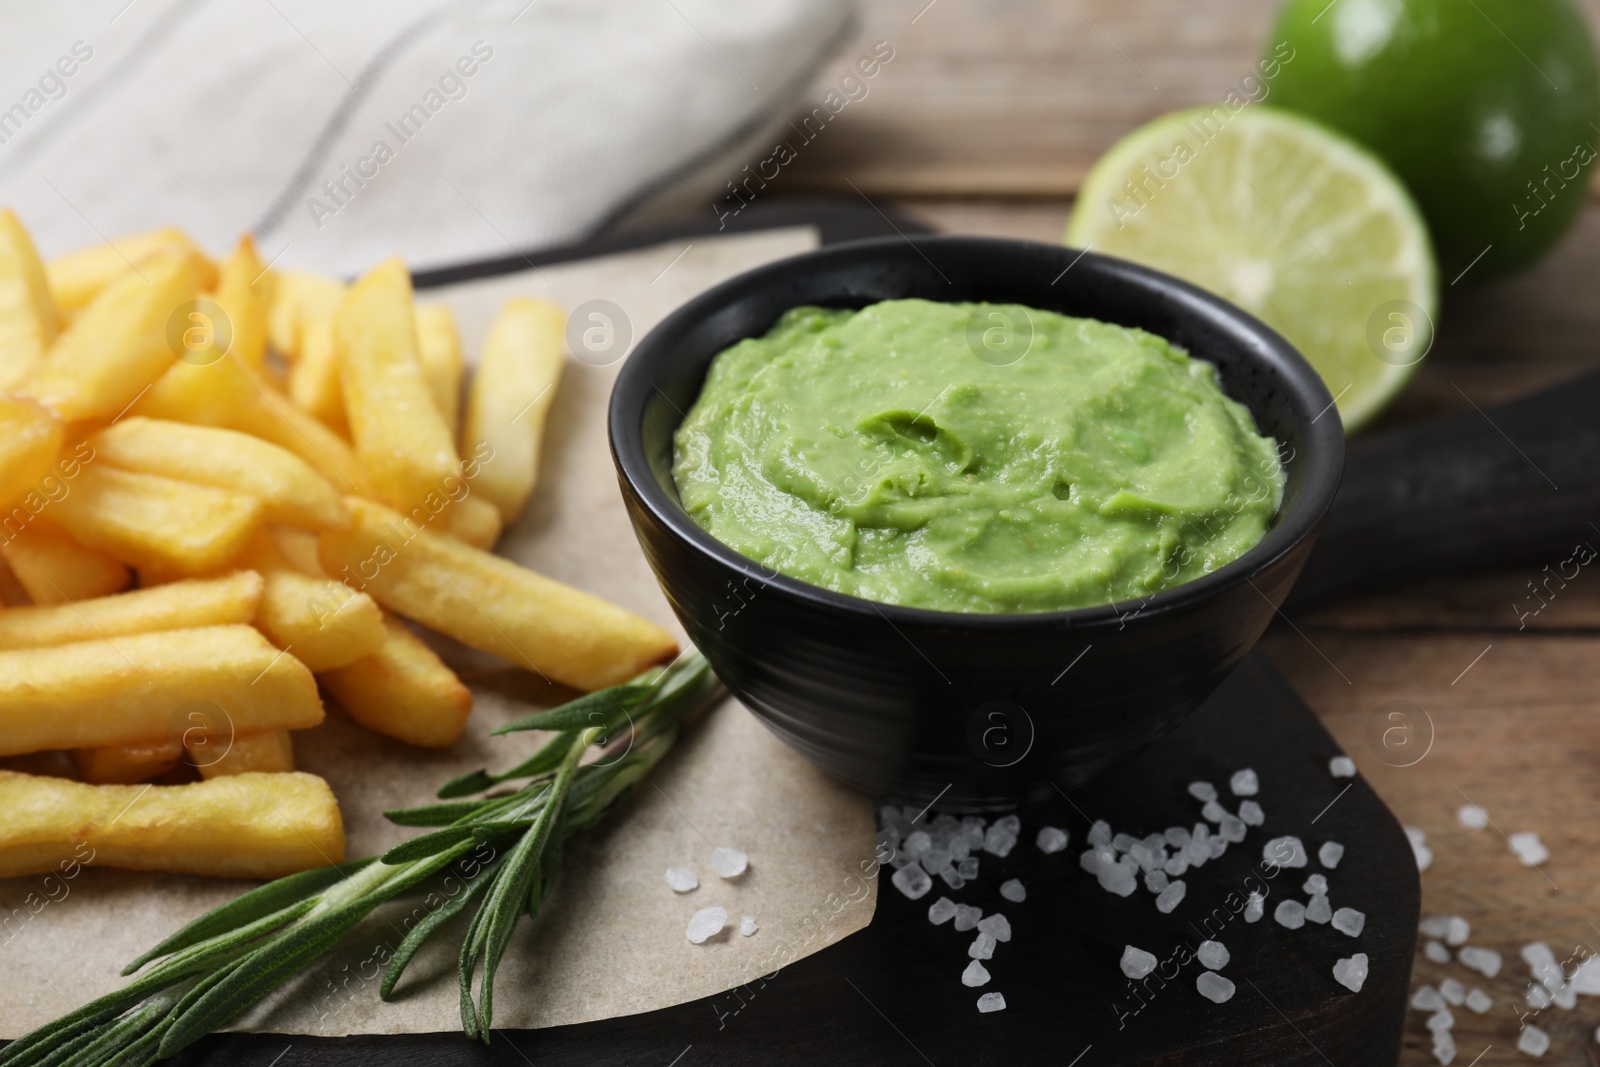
[{"x1": 1067, "y1": 106, "x2": 1437, "y2": 433}]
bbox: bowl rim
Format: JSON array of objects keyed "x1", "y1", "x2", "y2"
[{"x1": 609, "y1": 234, "x2": 1345, "y2": 631}]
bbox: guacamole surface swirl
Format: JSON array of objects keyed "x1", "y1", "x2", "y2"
[{"x1": 672, "y1": 299, "x2": 1284, "y2": 614}]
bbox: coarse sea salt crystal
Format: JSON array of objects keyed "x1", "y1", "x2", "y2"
[
  {"x1": 1333, "y1": 953, "x2": 1369, "y2": 993},
  {"x1": 976, "y1": 991, "x2": 1007, "y2": 1013},
  {"x1": 1198, "y1": 940, "x2": 1229, "y2": 970},
  {"x1": 1319, "y1": 841, "x2": 1344, "y2": 868},
  {"x1": 686, "y1": 907, "x2": 727, "y2": 944},
  {"x1": 1306, "y1": 894, "x2": 1332, "y2": 925},
  {"x1": 1329, "y1": 756, "x2": 1357, "y2": 778},
  {"x1": 711, "y1": 846, "x2": 748, "y2": 879},
  {"x1": 1122, "y1": 945, "x2": 1158, "y2": 979},
  {"x1": 995, "y1": 814, "x2": 1020, "y2": 835},
  {"x1": 1427, "y1": 1008, "x2": 1454, "y2": 1032},
  {"x1": 1244, "y1": 891, "x2": 1264, "y2": 923},
  {"x1": 1275, "y1": 900, "x2": 1306, "y2": 930},
  {"x1": 958, "y1": 857, "x2": 979, "y2": 880},
  {"x1": 1145, "y1": 869, "x2": 1170, "y2": 894},
  {"x1": 1197, "y1": 971, "x2": 1236, "y2": 1004},
  {"x1": 953, "y1": 904, "x2": 982, "y2": 932},
  {"x1": 1458, "y1": 946, "x2": 1502, "y2": 978},
  {"x1": 904, "y1": 831, "x2": 932, "y2": 858},
  {"x1": 1510, "y1": 832, "x2": 1550, "y2": 867},
  {"x1": 1201, "y1": 800, "x2": 1228, "y2": 824},
  {"x1": 1188, "y1": 781, "x2": 1218, "y2": 802},
  {"x1": 1332, "y1": 907, "x2": 1365, "y2": 937},
  {"x1": 962, "y1": 959, "x2": 991, "y2": 987},
  {"x1": 1419, "y1": 915, "x2": 1451, "y2": 938},
  {"x1": 978, "y1": 913, "x2": 1011, "y2": 943},
  {"x1": 1239, "y1": 800, "x2": 1265, "y2": 827},
  {"x1": 1156, "y1": 880, "x2": 1186, "y2": 914},
  {"x1": 740, "y1": 915, "x2": 758, "y2": 937},
  {"x1": 1264, "y1": 836, "x2": 1308, "y2": 869},
  {"x1": 928, "y1": 897, "x2": 957, "y2": 925},
  {"x1": 1425, "y1": 941, "x2": 1451, "y2": 963},
  {"x1": 1409, "y1": 833, "x2": 1434, "y2": 871},
  {"x1": 1000, "y1": 879, "x2": 1026, "y2": 903},
  {"x1": 1556, "y1": 984, "x2": 1577, "y2": 1010},
  {"x1": 665, "y1": 867, "x2": 698, "y2": 892},
  {"x1": 1100, "y1": 859, "x2": 1138, "y2": 898},
  {"x1": 892, "y1": 864, "x2": 932, "y2": 900},
  {"x1": 1165, "y1": 826, "x2": 1191, "y2": 847},
  {"x1": 920, "y1": 849, "x2": 952, "y2": 875},
  {"x1": 1570, "y1": 956, "x2": 1600, "y2": 995},
  {"x1": 1439, "y1": 978, "x2": 1464, "y2": 1006},
  {"x1": 969, "y1": 932, "x2": 997, "y2": 960},
  {"x1": 983, "y1": 826, "x2": 1018, "y2": 858},
  {"x1": 1230, "y1": 768, "x2": 1259, "y2": 796},
  {"x1": 1527, "y1": 984, "x2": 1554, "y2": 1010},
  {"x1": 1411, "y1": 985, "x2": 1445, "y2": 1011},
  {"x1": 1036, "y1": 826, "x2": 1069, "y2": 854},
  {"x1": 1432, "y1": 1030, "x2": 1456, "y2": 1065},
  {"x1": 1219, "y1": 815, "x2": 1248, "y2": 844},
  {"x1": 1465, "y1": 988, "x2": 1492, "y2": 1014},
  {"x1": 939, "y1": 867, "x2": 966, "y2": 891},
  {"x1": 1445, "y1": 916, "x2": 1470, "y2": 947},
  {"x1": 1303, "y1": 874, "x2": 1328, "y2": 895},
  {"x1": 1518, "y1": 1024, "x2": 1550, "y2": 1057},
  {"x1": 1456, "y1": 804, "x2": 1488, "y2": 830}
]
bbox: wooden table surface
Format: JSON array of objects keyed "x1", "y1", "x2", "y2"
[{"x1": 792, "y1": 3, "x2": 1600, "y2": 1064}]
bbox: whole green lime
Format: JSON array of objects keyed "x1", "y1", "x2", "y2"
[{"x1": 1266, "y1": 0, "x2": 1599, "y2": 283}]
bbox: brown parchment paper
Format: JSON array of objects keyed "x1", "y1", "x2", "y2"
[{"x1": 0, "y1": 227, "x2": 880, "y2": 1038}]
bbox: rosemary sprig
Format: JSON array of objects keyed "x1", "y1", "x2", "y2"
[{"x1": 0, "y1": 652, "x2": 718, "y2": 1066}]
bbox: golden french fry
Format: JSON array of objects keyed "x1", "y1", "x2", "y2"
[
  {"x1": 72, "y1": 740, "x2": 184, "y2": 785},
  {"x1": 287, "y1": 317, "x2": 348, "y2": 434},
  {"x1": 131, "y1": 349, "x2": 259, "y2": 428},
  {"x1": 266, "y1": 270, "x2": 344, "y2": 360},
  {"x1": 211, "y1": 234, "x2": 269, "y2": 369},
  {"x1": 335, "y1": 259, "x2": 460, "y2": 512},
  {"x1": 191, "y1": 729, "x2": 294, "y2": 778},
  {"x1": 0, "y1": 624, "x2": 323, "y2": 755},
  {"x1": 50, "y1": 464, "x2": 263, "y2": 575},
  {"x1": 322, "y1": 612, "x2": 472, "y2": 748},
  {"x1": 462, "y1": 298, "x2": 565, "y2": 522},
  {"x1": 445, "y1": 491, "x2": 502, "y2": 550},
  {"x1": 45, "y1": 226, "x2": 210, "y2": 315},
  {"x1": 20, "y1": 251, "x2": 203, "y2": 422},
  {"x1": 320, "y1": 497, "x2": 677, "y2": 690},
  {"x1": 0, "y1": 570, "x2": 261, "y2": 650},
  {"x1": 414, "y1": 304, "x2": 464, "y2": 436},
  {"x1": 0, "y1": 769, "x2": 343, "y2": 879},
  {"x1": 0, "y1": 521, "x2": 129, "y2": 603},
  {"x1": 271, "y1": 525, "x2": 326, "y2": 576},
  {"x1": 0, "y1": 550, "x2": 28, "y2": 606},
  {"x1": 236, "y1": 532, "x2": 384, "y2": 672},
  {"x1": 0, "y1": 396, "x2": 62, "y2": 511},
  {"x1": 89, "y1": 417, "x2": 347, "y2": 531},
  {"x1": 231, "y1": 370, "x2": 374, "y2": 498},
  {"x1": 0, "y1": 210, "x2": 58, "y2": 390}
]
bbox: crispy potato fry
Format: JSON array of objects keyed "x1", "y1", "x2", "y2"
[
  {"x1": 0, "y1": 570, "x2": 261, "y2": 650},
  {"x1": 0, "y1": 624, "x2": 323, "y2": 756},
  {"x1": 462, "y1": 298, "x2": 565, "y2": 522},
  {"x1": 211, "y1": 234, "x2": 269, "y2": 369},
  {"x1": 20, "y1": 251, "x2": 203, "y2": 422},
  {"x1": 266, "y1": 270, "x2": 344, "y2": 360},
  {"x1": 231, "y1": 370, "x2": 374, "y2": 497},
  {"x1": 271, "y1": 525, "x2": 326, "y2": 576},
  {"x1": 0, "y1": 210, "x2": 58, "y2": 390},
  {"x1": 191, "y1": 729, "x2": 294, "y2": 778},
  {"x1": 0, "y1": 551, "x2": 28, "y2": 606},
  {"x1": 90, "y1": 417, "x2": 347, "y2": 531},
  {"x1": 335, "y1": 259, "x2": 460, "y2": 512},
  {"x1": 445, "y1": 491, "x2": 503, "y2": 549},
  {"x1": 0, "y1": 396, "x2": 62, "y2": 510},
  {"x1": 414, "y1": 303, "x2": 464, "y2": 436},
  {"x1": 131, "y1": 349, "x2": 258, "y2": 427},
  {"x1": 72, "y1": 740, "x2": 184, "y2": 785},
  {"x1": 51, "y1": 464, "x2": 263, "y2": 575},
  {"x1": 0, "y1": 769, "x2": 342, "y2": 879},
  {"x1": 320, "y1": 497, "x2": 677, "y2": 690},
  {"x1": 287, "y1": 317, "x2": 348, "y2": 434},
  {"x1": 321, "y1": 612, "x2": 472, "y2": 748},
  {"x1": 236, "y1": 532, "x2": 384, "y2": 672},
  {"x1": 0, "y1": 520, "x2": 129, "y2": 603},
  {"x1": 45, "y1": 226, "x2": 210, "y2": 316}
]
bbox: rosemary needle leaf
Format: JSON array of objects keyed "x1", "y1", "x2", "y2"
[
  {"x1": 380, "y1": 827, "x2": 480, "y2": 865},
  {"x1": 383, "y1": 796, "x2": 501, "y2": 827},
  {"x1": 490, "y1": 683, "x2": 656, "y2": 736},
  {"x1": 380, "y1": 851, "x2": 504, "y2": 1000}
]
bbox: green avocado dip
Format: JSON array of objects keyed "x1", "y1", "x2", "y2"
[{"x1": 671, "y1": 299, "x2": 1285, "y2": 614}]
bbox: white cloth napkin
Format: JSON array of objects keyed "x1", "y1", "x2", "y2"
[{"x1": 0, "y1": 0, "x2": 855, "y2": 274}]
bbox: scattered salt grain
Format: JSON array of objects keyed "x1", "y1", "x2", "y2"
[
  {"x1": 1201, "y1": 800, "x2": 1228, "y2": 824},
  {"x1": 1188, "y1": 781, "x2": 1218, "y2": 802},
  {"x1": 1264, "y1": 836, "x2": 1308, "y2": 869},
  {"x1": 958, "y1": 857, "x2": 979, "y2": 880},
  {"x1": 1555, "y1": 983, "x2": 1577, "y2": 1010},
  {"x1": 1458, "y1": 946, "x2": 1502, "y2": 978},
  {"x1": 892, "y1": 864, "x2": 932, "y2": 900},
  {"x1": 953, "y1": 904, "x2": 983, "y2": 932},
  {"x1": 1439, "y1": 978, "x2": 1464, "y2": 1006},
  {"x1": 1275, "y1": 900, "x2": 1306, "y2": 930},
  {"x1": 1089, "y1": 820, "x2": 1113, "y2": 847},
  {"x1": 1407, "y1": 827, "x2": 1434, "y2": 871},
  {"x1": 1036, "y1": 826, "x2": 1069, "y2": 854},
  {"x1": 1244, "y1": 891, "x2": 1264, "y2": 923},
  {"x1": 1319, "y1": 841, "x2": 1345, "y2": 868},
  {"x1": 1333, "y1": 953, "x2": 1369, "y2": 992},
  {"x1": 1419, "y1": 916, "x2": 1451, "y2": 938},
  {"x1": 1432, "y1": 1030, "x2": 1456, "y2": 1066},
  {"x1": 1239, "y1": 800, "x2": 1265, "y2": 827},
  {"x1": 1332, "y1": 907, "x2": 1365, "y2": 938},
  {"x1": 1518, "y1": 1024, "x2": 1550, "y2": 1057},
  {"x1": 969, "y1": 932, "x2": 997, "y2": 960},
  {"x1": 1220, "y1": 815, "x2": 1248, "y2": 843},
  {"x1": 994, "y1": 814, "x2": 1020, "y2": 834},
  {"x1": 976, "y1": 992, "x2": 1006, "y2": 1013},
  {"x1": 1165, "y1": 826, "x2": 1191, "y2": 847},
  {"x1": 1330, "y1": 756, "x2": 1357, "y2": 778},
  {"x1": 1527, "y1": 984, "x2": 1553, "y2": 1010},
  {"x1": 1145, "y1": 869, "x2": 1170, "y2": 894},
  {"x1": 1411, "y1": 985, "x2": 1445, "y2": 1011},
  {"x1": 1156, "y1": 880, "x2": 1187, "y2": 914},
  {"x1": 1445, "y1": 916, "x2": 1470, "y2": 947},
  {"x1": 1571, "y1": 956, "x2": 1600, "y2": 995},
  {"x1": 1303, "y1": 874, "x2": 1328, "y2": 895},
  {"x1": 962, "y1": 959, "x2": 991, "y2": 987},
  {"x1": 686, "y1": 907, "x2": 727, "y2": 944},
  {"x1": 711, "y1": 846, "x2": 749, "y2": 879},
  {"x1": 1099, "y1": 859, "x2": 1139, "y2": 898},
  {"x1": 1230, "y1": 768, "x2": 1259, "y2": 796},
  {"x1": 1000, "y1": 879, "x2": 1026, "y2": 903},
  {"x1": 903, "y1": 831, "x2": 931, "y2": 858},
  {"x1": 1425, "y1": 941, "x2": 1451, "y2": 963},
  {"x1": 983, "y1": 826, "x2": 1018, "y2": 858},
  {"x1": 978, "y1": 913, "x2": 1012, "y2": 943},
  {"x1": 740, "y1": 915, "x2": 758, "y2": 937},
  {"x1": 1197, "y1": 971, "x2": 1235, "y2": 1004},
  {"x1": 1427, "y1": 1008, "x2": 1454, "y2": 1032},
  {"x1": 1456, "y1": 804, "x2": 1488, "y2": 830},
  {"x1": 1122, "y1": 945, "x2": 1158, "y2": 979},
  {"x1": 928, "y1": 897, "x2": 957, "y2": 925},
  {"x1": 1306, "y1": 894, "x2": 1332, "y2": 925},
  {"x1": 939, "y1": 867, "x2": 966, "y2": 891},
  {"x1": 1465, "y1": 988, "x2": 1491, "y2": 1014},
  {"x1": 1198, "y1": 940, "x2": 1230, "y2": 970},
  {"x1": 1510, "y1": 832, "x2": 1549, "y2": 867},
  {"x1": 920, "y1": 848, "x2": 953, "y2": 875},
  {"x1": 665, "y1": 867, "x2": 698, "y2": 892}
]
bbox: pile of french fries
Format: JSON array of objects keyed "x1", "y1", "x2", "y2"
[{"x1": 0, "y1": 213, "x2": 677, "y2": 880}]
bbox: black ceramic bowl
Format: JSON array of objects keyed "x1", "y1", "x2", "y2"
[{"x1": 610, "y1": 236, "x2": 1343, "y2": 809}]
